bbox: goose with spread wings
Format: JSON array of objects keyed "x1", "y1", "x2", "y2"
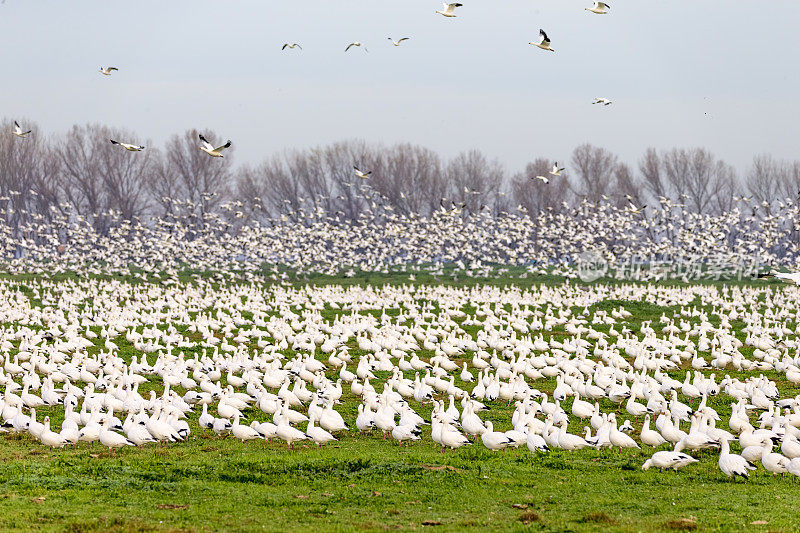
[
  {"x1": 282, "y1": 43, "x2": 302, "y2": 51},
  {"x1": 586, "y1": 1, "x2": 611, "y2": 14},
  {"x1": 530, "y1": 29, "x2": 554, "y2": 52},
  {"x1": 99, "y1": 67, "x2": 118, "y2": 76},
  {"x1": 436, "y1": 3, "x2": 462, "y2": 17},
  {"x1": 345, "y1": 42, "x2": 368, "y2": 52},
  {"x1": 12, "y1": 121, "x2": 31, "y2": 138},
  {"x1": 199, "y1": 135, "x2": 232, "y2": 158},
  {"x1": 110, "y1": 140, "x2": 145, "y2": 152},
  {"x1": 388, "y1": 37, "x2": 410, "y2": 47}
]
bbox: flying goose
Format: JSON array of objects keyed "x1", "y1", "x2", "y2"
[
  {"x1": 199, "y1": 135, "x2": 232, "y2": 158},
  {"x1": 388, "y1": 37, "x2": 410, "y2": 47},
  {"x1": 549, "y1": 163, "x2": 565, "y2": 176},
  {"x1": 12, "y1": 121, "x2": 31, "y2": 138},
  {"x1": 354, "y1": 166, "x2": 372, "y2": 179},
  {"x1": 436, "y1": 3, "x2": 462, "y2": 17},
  {"x1": 592, "y1": 97, "x2": 612, "y2": 105},
  {"x1": 110, "y1": 140, "x2": 145, "y2": 152},
  {"x1": 345, "y1": 42, "x2": 368, "y2": 52},
  {"x1": 530, "y1": 29, "x2": 554, "y2": 52},
  {"x1": 586, "y1": 1, "x2": 611, "y2": 14},
  {"x1": 533, "y1": 175, "x2": 549, "y2": 184},
  {"x1": 282, "y1": 43, "x2": 302, "y2": 50},
  {"x1": 99, "y1": 67, "x2": 118, "y2": 76}
]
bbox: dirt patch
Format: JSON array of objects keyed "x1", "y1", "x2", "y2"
[
  {"x1": 519, "y1": 511, "x2": 542, "y2": 525},
  {"x1": 664, "y1": 518, "x2": 697, "y2": 530}
]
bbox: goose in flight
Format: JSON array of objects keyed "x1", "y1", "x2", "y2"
[
  {"x1": 345, "y1": 42, "x2": 368, "y2": 52},
  {"x1": 199, "y1": 135, "x2": 232, "y2": 158},
  {"x1": 436, "y1": 3, "x2": 462, "y2": 17},
  {"x1": 388, "y1": 37, "x2": 410, "y2": 47},
  {"x1": 12, "y1": 121, "x2": 31, "y2": 138},
  {"x1": 354, "y1": 166, "x2": 372, "y2": 179},
  {"x1": 530, "y1": 29, "x2": 554, "y2": 52},
  {"x1": 592, "y1": 97, "x2": 612, "y2": 106},
  {"x1": 282, "y1": 43, "x2": 302, "y2": 50},
  {"x1": 549, "y1": 163, "x2": 565, "y2": 176},
  {"x1": 533, "y1": 175, "x2": 549, "y2": 184},
  {"x1": 110, "y1": 140, "x2": 145, "y2": 152},
  {"x1": 586, "y1": 1, "x2": 611, "y2": 14},
  {"x1": 627, "y1": 202, "x2": 646, "y2": 215},
  {"x1": 99, "y1": 67, "x2": 118, "y2": 76}
]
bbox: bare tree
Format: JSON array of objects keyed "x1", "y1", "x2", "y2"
[
  {"x1": 160, "y1": 129, "x2": 233, "y2": 221},
  {"x1": 510, "y1": 157, "x2": 570, "y2": 214},
  {"x1": 446, "y1": 149, "x2": 505, "y2": 213},
  {"x1": 570, "y1": 144, "x2": 618, "y2": 202}
]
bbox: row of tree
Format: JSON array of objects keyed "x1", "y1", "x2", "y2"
[{"x1": 2, "y1": 119, "x2": 799, "y2": 231}]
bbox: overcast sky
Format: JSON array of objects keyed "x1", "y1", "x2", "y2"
[{"x1": 2, "y1": 1, "x2": 798, "y2": 174}]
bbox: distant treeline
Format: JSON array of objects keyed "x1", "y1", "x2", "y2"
[{"x1": 2, "y1": 119, "x2": 799, "y2": 232}]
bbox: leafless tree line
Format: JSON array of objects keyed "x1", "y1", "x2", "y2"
[{"x1": 2, "y1": 118, "x2": 799, "y2": 231}]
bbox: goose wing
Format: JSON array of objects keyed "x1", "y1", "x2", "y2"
[
  {"x1": 199, "y1": 135, "x2": 215, "y2": 151},
  {"x1": 214, "y1": 140, "x2": 232, "y2": 152},
  {"x1": 539, "y1": 29, "x2": 550, "y2": 45}
]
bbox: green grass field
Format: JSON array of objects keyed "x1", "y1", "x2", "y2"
[{"x1": 0, "y1": 272, "x2": 797, "y2": 533}]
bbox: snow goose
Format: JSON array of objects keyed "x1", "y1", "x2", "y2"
[
  {"x1": 109, "y1": 140, "x2": 145, "y2": 152},
  {"x1": 557, "y1": 421, "x2": 589, "y2": 450},
  {"x1": 231, "y1": 414, "x2": 262, "y2": 442},
  {"x1": 281, "y1": 43, "x2": 302, "y2": 50},
  {"x1": 307, "y1": 416, "x2": 337, "y2": 448},
  {"x1": 99, "y1": 66, "x2": 118, "y2": 75},
  {"x1": 388, "y1": 37, "x2": 410, "y2": 47},
  {"x1": 641, "y1": 451, "x2": 698, "y2": 471},
  {"x1": 436, "y1": 3, "x2": 462, "y2": 17},
  {"x1": 585, "y1": 2, "x2": 610, "y2": 14},
  {"x1": 718, "y1": 438, "x2": 756, "y2": 480},
  {"x1": 788, "y1": 458, "x2": 800, "y2": 478},
  {"x1": 12, "y1": 121, "x2": 31, "y2": 138},
  {"x1": 353, "y1": 166, "x2": 372, "y2": 179},
  {"x1": 356, "y1": 404, "x2": 375, "y2": 433},
  {"x1": 761, "y1": 442, "x2": 789, "y2": 475},
  {"x1": 99, "y1": 415, "x2": 135, "y2": 451},
  {"x1": 345, "y1": 42, "x2": 368, "y2": 53},
  {"x1": 481, "y1": 421, "x2": 512, "y2": 451},
  {"x1": 592, "y1": 97, "x2": 612, "y2": 106},
  {"x1": 640, "y1": 415, "x2": 667, "y2": 447},
  {"x1": 39, "y1": 417, "x2": 67, "y2": 449},
  {"x1": 530, "y1": 29, "x2": 554, "y2": 52},
  {"x1": 199, "y1": 135, "x2": 232, "y2": 158},
  {"x1": 549, "y1": 163, "x2": 564, "y2": 176},
  {"x1": 276, "y1": 416, "x2": 308, "y2": 448},
  {"x1": 391, "y1": 423, "x2": 421, "y2": 445}
]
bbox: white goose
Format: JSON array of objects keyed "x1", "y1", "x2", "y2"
[
  {"x1": 353, "y1": 166, "x2": 372, "y2": 179},
  {"x1": 718, "y1": 438, "x2": 756, "y2": 480},
  {"x1": 110, "y1": 140, "x2": 145, "y2": 152},
  {"x1": 99, "y1": 66, "x2": 118, "y2": 76},
  {"x1": 345, "y1": 42, "x2": 368, "y2": 53},
  {"x1": 642, "y1": 451, "x2": 698, "y2": 471},
  {"x1": 12, "y1": 121, "x2": 31, "y2": 138},
  {"x1": 199, "y1": 135, "x2": 232, "y2": 158},
  {"x1": 99, "y1": 415, "x2": 135, "y2": 451},
  {"x1": 530, "y1": 29, "x2": 554, "y2": 52},
  {"x1": 388, "y1": 37, "x2": 410, "y2": 47},
  {"x1": 435, "y1": 3, "x2": 462, "y2": 17},
  {"x1": 306, "y1": 415, "x2": 337, "y2": 448},
  {"x1": 585, "y1": 1, "x2": 610, "y2": 14}
]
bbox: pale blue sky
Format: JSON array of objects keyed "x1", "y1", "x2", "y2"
[{"x1": 2, "y1": 1, "x2": 798, "y2": 174}]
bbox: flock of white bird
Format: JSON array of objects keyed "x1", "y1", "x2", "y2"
[
  {"x1": 10, "y1": 1, "x2": 614, "y2": 155},
  {"x1": 2, "y1": 277, "x2": 800, "y2": 482}
]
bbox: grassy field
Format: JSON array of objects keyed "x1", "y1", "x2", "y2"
[{"x1": 0, "y1": 272, "x2": 797, "y2": 533}]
